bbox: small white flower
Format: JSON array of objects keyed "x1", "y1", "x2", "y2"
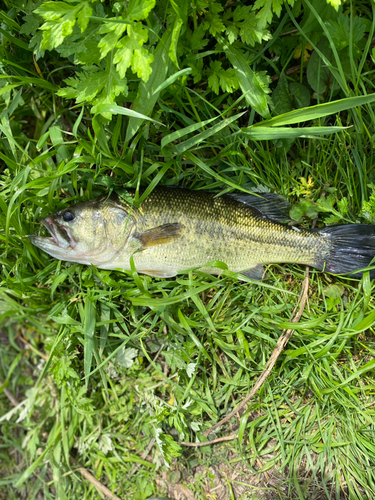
[
  {"x1": 98, "y1": 434, "x2": 114, "y2": 455},
  {"x1": 186, "y1": 363, "x2": 196, "y2": 378}
]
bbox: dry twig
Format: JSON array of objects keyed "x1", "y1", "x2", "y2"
[
  {"x1": 0, "y1": 380, "x2": 19, "y2": 407},
  {"x1": 179, "y1": 434, "x2": 237, "y2": 447},
  {"x1": 70, "y1": 456, "x2": 123, "y2": 500},
  {"x1": 203, "y1": 269, "x2": 311, "y2": 438}
]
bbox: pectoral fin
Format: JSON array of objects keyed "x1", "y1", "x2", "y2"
[{"x1": 138, "y1": 223, "x2": 185, "y2": 249}]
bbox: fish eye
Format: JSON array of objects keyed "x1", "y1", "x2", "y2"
[{"x1": 63, "y1": 211, "x2": 75, "y2": 222}]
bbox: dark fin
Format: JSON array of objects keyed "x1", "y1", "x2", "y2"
[
  {"x1": 227, "y1": 192, "x2": 290, "y2": 222},
  {"x1": 316, "y1": 224, "x2": 375, "y2": 278},
  {"x1": 240, "y1": 263, "x2": 265, "y2": 280},
  {"x1": 140, "y1": 269, "x2": 177, "y2": 278},
  {"x1": 138, "y1": 223, "x2": 185, "y2": 249}
]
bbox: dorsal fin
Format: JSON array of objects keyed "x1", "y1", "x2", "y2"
[{"x1": 227, "y1": 192, "x2": 290, "y2": 222}]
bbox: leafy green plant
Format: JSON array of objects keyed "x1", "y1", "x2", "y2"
[
  {"x1": 290, "y1": 198, "x2": 318, "y2": 222},
  {"x1": 360, "y1": 184, "x2": 375, "y2": 223},
  {"x1": 3, "y1": 0, "x2": 375, "y2": 499}
]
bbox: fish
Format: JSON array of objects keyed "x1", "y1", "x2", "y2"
[{"x1": 29, "y1": 187, "x2": 375, "y2": 279}]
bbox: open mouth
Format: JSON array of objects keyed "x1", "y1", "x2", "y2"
[{"x1": 40, "y1": 217, "x2": 76, "y2": 249}]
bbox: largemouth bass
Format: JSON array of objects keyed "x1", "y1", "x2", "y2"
[{"x1": 29, "y1": 188, "x2": 375, "y2": 279}]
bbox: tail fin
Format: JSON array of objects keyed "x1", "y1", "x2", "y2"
[{"x1": 316, "y1": 224, "x2": 375, "y2": 278}]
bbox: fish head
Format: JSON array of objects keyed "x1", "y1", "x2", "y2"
[{"x1": 29, "y1": 195, "x2": 135, "y2": 266}]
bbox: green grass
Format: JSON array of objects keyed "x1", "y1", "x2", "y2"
[{"x1": 2, "y1": 1, "x2": 375, "y2": 499}]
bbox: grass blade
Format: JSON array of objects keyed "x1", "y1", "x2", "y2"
[
  {"x1": 0, "y1": 75, "x2": 58, "y2": 91},
  {"x1": 137, "y1": 162, "x2": 172, "y2": 203},
  {"x1": 161, "y1": 116, "x2": 218, "y2": 149},
  {"x1": 152, "y1": 67, "x2": 192, "y2": 95},
  {"x1": 83, "y1": 297, "x2": 96, "y2": 388},
  {"x1": 240, "y1": 126, "x2": 348, "y2": 140},
  {"x1": 178, "y1": 309, "x2": 213, "y2": 363},
  {"x1": 172, "y1": 112, "x2": 245, "y2": 154},
  {"x1": 93, "y1": 104, "x2": 164, "y2": 126},
  {"x1": 252, "y1": 94, "x2": 375, "y2": 128},
  {"x1": 353, "y1": 309, "x2": 375, "y2": 332}
]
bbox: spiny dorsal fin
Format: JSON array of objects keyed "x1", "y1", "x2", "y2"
[
  {"x1": 227, "y1": 192, "x2": 290, "y2": 222},
  {"x1": 137, "y1": 223, "x2": 185, "y2": 249}
]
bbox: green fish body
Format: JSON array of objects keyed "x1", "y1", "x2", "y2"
[{"x1": 29, "y1": 188, "x2": 375, "y2": 279}]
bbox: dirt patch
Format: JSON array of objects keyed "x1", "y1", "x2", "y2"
[
  {"x1": 154, "y1": 444, "x2": 349, "y2": 500},
  {"x1": 155, "y1": 446, "x2": 286, "y2": 500}
]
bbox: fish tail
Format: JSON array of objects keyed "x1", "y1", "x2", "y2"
[{"x1": 315, "y1": 224, "x2": 375, "y2": 278}]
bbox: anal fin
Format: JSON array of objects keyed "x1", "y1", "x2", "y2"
[{"x1": 240, "y1": 264, "x2": 265, "y2": 280}]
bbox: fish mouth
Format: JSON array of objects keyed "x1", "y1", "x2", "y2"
[
  {"x1": 29, "y1": 217, "x2": 77, "y2": 252},
  {"x1": 43, "y1": 217, "x2": 77, "y2": 248}
]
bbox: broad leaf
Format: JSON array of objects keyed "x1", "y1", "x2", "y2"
[
  {"x1": 57, "y1": 61, "x2": 128, "y2": 119},
  {"x1": 217, "y1": 35, "x2": 271, "y2": 118},
  {"x1": 35, "y1": 1, "x2": 93, "y2": 50},
  {"x1": 272, "y1": 72, "x2": 293, "y2": 115},
  {"x1": 125, "y1": 25, "x2": 173, "y2": 142}
]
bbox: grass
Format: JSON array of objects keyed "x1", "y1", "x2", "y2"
[{"x1": 1, "y1": 1, "x2": 375, "y2": 499}]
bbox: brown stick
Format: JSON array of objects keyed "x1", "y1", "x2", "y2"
[
  {"x1": 179, "y1": 434, "x2": 237, "y2": 447},
  {"x1": 203, "y1": 271, "x2": 310, "y2": 438},
  {"x1": 17, "y1": 336, "x2": 48, "y2": 360},
  {"x1": 70, "y1": 456, "x2": 123, "y2": 500},
  {"x1": 279, "y1": 29, "x2": 299, "y2": 36},
  {"x1": 0, "y1": 380, "x2": 19, "y2": 407}
]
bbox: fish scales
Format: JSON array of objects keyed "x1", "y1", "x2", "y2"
[
  {"x1": 29, "y1": 187, "x2": 375, "y2": 279},
  {"x1": 130, "y1": 188, "x2": 325, "y2": 275}
]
